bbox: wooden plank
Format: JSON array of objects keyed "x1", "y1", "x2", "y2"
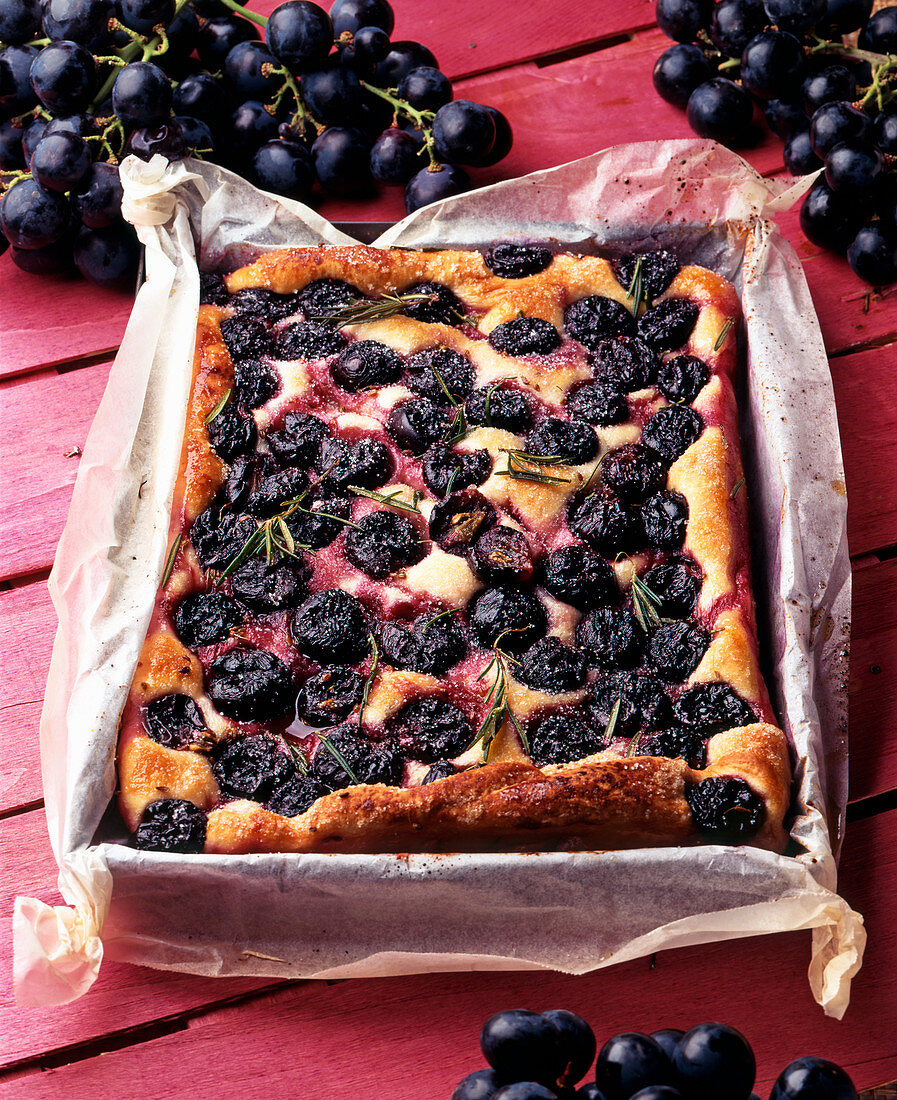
[
  {"x1": 3, "y1": 806, "x2": 894, "y2": 1094},
  {"x1": 0, "y1": 808, "x2": 279, "y2": 1069},
  {"x1": 775, "y1": 207, "x2": 897, "y2": 358},
  {"x1": 832, "y1": 345, "x2": 897, "y2": 559},
  {"x1": 0, "y1": 361, "x2": 111, "y2": 582},
  {"x1": 850, "y1": 555, "x2": 897, "y2": 803},
  {"x1": 0, "y1": 582, "x2": 55, "y2": 813},
  {"x1": 0, "y1": 264, "x2": 133, "y2": 381}
]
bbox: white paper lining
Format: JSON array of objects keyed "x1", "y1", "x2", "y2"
[{"x1": 13, "y1": 141, "x2": 864, "y2": 1016}]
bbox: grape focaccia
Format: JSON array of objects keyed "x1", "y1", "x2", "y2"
[{"x1": 116, "y1": 242, "x2": 792, "y2": 856}]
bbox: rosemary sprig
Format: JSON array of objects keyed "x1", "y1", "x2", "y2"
[
  {"x1": 495, "y1": 449, "x2": 575, "y2": 485},
  {"x1": 419, "y1": 607, "x2": 458, "y2": 632},
  {"x1": 626, "y1": 731, "x2": 644, "y2": 758},
  {"x1": 482, "y1": 382, "x2": 499, "y2": 426},
  {"x1": 357, "y1": 634, "x2": 379, "y2": 730},
  {"x1": 430, "y1": 363, "x2": 459, "y2": 407},
  {"x1": 626, "y1": 256, "x2": 645, "y2": 317},
  {"x1": 580, "y1": 453, "x2": 605, "y2": 495},
  {"x1": 160, "y1": 533, "x2": 182, "y2": 588},
  {"x1": 630, "y1": 571, "x2": 665, "y2": 633},
  {"x1": 730, "y1": 476, "x2": 745, "y2": 499},
  {"x1": 467, "y1": 631, "x2": 526, "y2": 762},
  {"x1": 348, "y1": 485, "x2": 422, "y2": 514},
  {"x1": 295, "y1": 504, "x2": 361, "y2": 529},
  {"x1": 315, "y1": 731, "x2": 359, "y2": 785},
  {"x1": 603, "y1": 697, "x2": 622, "y2": 743},
  {"x1": 713, "y1": 317, "x2": 735, "y2": 351},
  {"x1": 204, "y1": 387, "x2": 231, "y2": 425},
  {"x1": 316, "y1": 290, "x2": 436, "y2": 327},
  {"x1": 281, "y1": 734, "x2": 310, "y2": 776},
  {"x1": 443, "y1": 404, "x2": 469, "y2": 447}
]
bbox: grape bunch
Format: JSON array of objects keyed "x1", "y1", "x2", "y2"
[
  {"x1": 0, "y1": 0, "x2": 513, "y2": 285},
  {"x1": 651, "y1": 0, "x2": 897, "y2": 285},
  {"x1": 451, "y1": 1007, "x2": 860, "y2": 1099}
]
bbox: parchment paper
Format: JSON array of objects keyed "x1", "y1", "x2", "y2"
[{"x1": 13, "y1": 141, "x2": 864, "y2": 1017}]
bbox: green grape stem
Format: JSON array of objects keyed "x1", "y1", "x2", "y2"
[
  {"x1": 216, "y1": 0, "x2": 269, "y2": 28},
  {"x1": 360, "y1": 81, "x2": 440, "y2": 166}
]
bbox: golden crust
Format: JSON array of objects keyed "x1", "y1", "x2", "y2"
[{"x1": 120, "y1": 244, "x2": 793, "y2": 857}]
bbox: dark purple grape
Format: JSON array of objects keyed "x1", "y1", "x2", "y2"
[
  {"x1": 172, "y1": 591, "x2": 243, "y2": 649},
  {"x1": 764, "y1": 98, "x2": 806, "y2": 140},
  {"x1": 432, "y1": 99, "x2": 495, "y2": 165},
  {"x1": 0, "y1": 120, "x2": 26, "y2": 171},
  {"x1": 381, "y1": 611, "x2": 467, "y2": 676},
  {"x1": 292, "y1": 589, "x2": 371, "y2": 664},
  {"x1": 330, "y1": 0, "x2": 395, "y2": 35},
  {"x1": 464, "y1": 383, "x2": 533, "y2": 433},
  {"x1": 421, "y1": 761, "x2": 458, "y2": 784},
  {"x1": 115, "y1": 0, "x2": 173, "y2": 35},
  {"x1": 398, "y1": 65, "x2": 452, "y2": 111},
  {"x1": 469, "y1": 586, "x2": 547, "y2": 653},
  {"x1": 387, "y1": 398, "x2": 449, "y2": 453},
  {"x1": 710, "y1": 0, "x2": 766, "y2": 55},
  {"x1": 587, "y1": 671, "x2": 671, "y2": 736},
  {"x1": 687, "y1": 776, "x2": 765, "y2": 839},
  {"x1": 134, "y1": 798, "x2": 206, "y2": 852},
  {"x1": 405, "y1": 162, "x2": 469, "y2": 213},
  {"x1": 469, "y1": 105, "x2": 512, "y2": 167},
  {"x1": 657, "y1": 354, "x2": 709, "y2": 404},
  {"x1": 340, "y1": 25, "x2": 391, "y2": 76},
  {"x1": 402, "y1": 280, "x2": 463, "y2": 324},
  {"x1": 44, "y1": 113, "x2": 95, "y2": 138},
  {"x1": 639, "y1": 726, "x2": 707, "y2": 768},
  {"x1": 784, "y1": 129, "x2": 823, "y2": 175},
  {"x1": 421, "y1": 444, "x2": 491, "y2": 498},
  {"x1": 769, "y1": 1056, "x2": 858, "y2": 1100},
  {"x1": 232, "y1": 286, "x2": 301, "y2": 321},
  {"x1": 649, "y1": 1030, "x2": 685, "y2": 1061},
  {"x1": 595, "y1": 1033, "x2": 674, "y2": 1100},
  {"x1": 525, "y1": 417, "x2": 598, "y2": 463},
  {"x1": 517, "y1": 636, "x2": 586, "y2": 694},
  {"x1": 388, "y1": 696, "x2": 471, "y2": 763},
  {"x1": 200, "y1": 272, "x2": 228, "y2": 305},
  {"x1": 613, "y1": 250, "x2": 681, "y2": 301},
  {"x1": 375, "y1": 40, "x2": 438, "y2": 86},
  {"x1": 429, "y1": 488, "x2": 497, "y2": 556},
  {"x1": 125, "y1": 120, "x2": 187, "y2": 162},
  {"x1": 331, "y1": 339, "x2": 402, "y2": 391},
  {"x1": 284, "y1": 495, "x2": 352, "y2": 549},
  {"x1": 316, "y1": 436, "x2": 392, "y2": 492},
  {"x1": 875, "y1": 106, "x2": 897, "y2": 156},
  {"x1": 638, "y1": 489, "x2": 689, "y2": 550},
  {"x1": 266, "y1": 411, "x2": 329, "y2": 467},
  {"x1": 251, "y1": 138, "x2": 315, "y2": 197},
  {"x1": 113, "y1": 61, "x2": 172, "y2": 127},
  {"x1": 45, "y1": 0, "x2": 112, "y2": 40},
  {"x1": 568, "y1": 492, "x2": 636, "y2": 557},
  {"x1": 825, "y1": 140, "x2": 883, "y2": 197},
  {"x1": 638, "y1": 299, "x2": 699, "y2": 353},
  {"x1": 468, "y1": 525, "x2": 534, "y2": 585},
  {"x1": 344, "y1": 509, "x2": 424, "y2": 579},
  {"x1": 763, "y1": 0, "x2": 826, "y2": 32},
  {"x1": 542, "y1": 544, "x2": 618, "y2": 610},
  {"x1": 296, "y1": 667, "x2": 363, "y2": 727},
  {"x1": 859, "y1": 5, "x2": 897, "y2": 52},
  {"x1": 480, "y1": 1010, "x2": 564, "y2": 1087},
  {"x1": 164, "y1": 4, "x2": 201, "y2": 66},
  {"x1": 173, "y1": 72, "x2": 230, "y2": 132},
  {"x1": 224, "y1": 40, "x2": 281, "y2": 100},
  {"x1": 822, "y1": 0, "x2": 872, "y2": 31},
  {"x1": 267, "y1": 0, "x2": 333, "y2": 70},
  {"x1": 673, "y1": 1022, "x2": 755, "y2": 1099},
  {"x1": 246, "y1": 468, "x2": 310, "y2": 518},
  {"x1": 207, "y1": 405, "x2": 257, "y2": 462},
  {"x1": 276, "y1": 321, "x2": 346, "y2": 360},
  {"x1": 213, "y1": 733, "x2": 288, "y2": 801},
  {"x1": 656, "y1": 0, "x2": 714, "y2": 41},
  {"x1": 0, "y1": 0, "x2": 41, "y2": 44},
  {"x1": 404, "y1": 347, "x2": 475, "y2": 403},
  {"x1": 652, "y1": 43, "x2": 715, "y2": 109},
  {"x1": 230, "y1": 556, "x2": 311, "y2": 612},
  {"x1": 564, "y1": 296, "x2": 636, "y2": 349},
  {"x1": 234, "y1": 358, "x2": 280, "y2": 408},
  {"x1": 221, "y1": 314, "x2": 273, "y2": 363},
  {"x1": 802, "y1": 67, "x2": 856, "y2": 115},
  {"x1": 0, "y1": 45, "x2": 38, "y2": 113},
  {"x1": 674, "y1": 680, "x2": 754, "y2": 730},
  {"x1": 73, "y1": 162, "x2": 123, "y2": 229},
  {"x1": 312, "y1": 126, "x2": 373, "y2": 196},
  {"x1": 577, "y1": 607, "x2": 644, "y2": 669},
  {"x1": 847, "y1": 224, "x2": 897, "y2": 286},
  {"x1": 197, "y1": 15, "x2": 259, "y2": 69},
  {"x1": 541, "y1": 1009, "x2": 596, "y2": 1088},
  {"x1": 29, "y1": 40, "x2": 97, "y2": 115},
  {"x1": 741, "y1": 30, "x2": 806, "y2": 100},
  {"x1": 686, "y1": 78, "x2": 754, "y2": 145},
  {"x1": 302, "y1": 61, "x2": 363, "y2": 125},
  {"x1": 601, "y1": 442, "x2": 667, "y2": 504},
  {"x1": 450, "y1": 1069, "x2": 504, "y2": 1100},
  {"x1": 9, "y1": 238, "x2": 76, "y2": 275},
  {"x1": 30, "y1": 131, "x2": 92, "y2": 193},
  {"x1": 565, "y1": 381, "x2": 628, "y2": 427},
  {"x1": 641, "y1": 404, "x2": 704, "y2": 462},
  {"x1": 310, "y1": 725, "x2": 402, "y2": 789},
  {"x1": 809, "y1": 101, "x2": 873, "y2": 158},
  {"x1": 530, "y1": 711, "x2": 605, "y2": 765},
  {"x1": 143, "y1": 693, "x2": 205, "y2": 749},
  {"x1": 489, "y1": 317, "x2": 561, "y2": 356},
  {"x1": 207, "y1": 648, "x2": 295, "y2": 721},
  {"x1": 483, "y1": 243, "x2": 552, "y2": 278},
  {"x1": 649, "y1": 621, "x2": 710, "y2": 681},
  {"x1": 491, "y1": 1085, "x2": 557, "y2": 1100},
  {"x1": 641, "y1": 561, "x2": 700, "y2": 618},
  {"x1": 21, "y1": 118, "x2": 49, "y2": 165},
  {"x1": 229, "y1": 100, "x2": 282, "y2": 166},
  {"x1": 267, "y1": 773, "x2": 328, "y2": 816},
  {"x1": 73, "y1": 224, "x2": 139, "y2": 287},
  {"x1": 370, "y1": 126, "x2": 424, "y2": 184},
  {"x1": 591, "y1": 336, "x2": 660, "y2": 392}
]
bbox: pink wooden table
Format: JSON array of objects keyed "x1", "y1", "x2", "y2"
[{"x1": 2, "y1": 1, "x2": 897, "y2": 1094}]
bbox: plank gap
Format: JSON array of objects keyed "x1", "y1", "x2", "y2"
[
  {"x1": 847, "y1": 788, "x2": 897, "y2": 822},
  {"x1": 0, "y1": 799, "x2": 45, "y2": 823},
  {"x1": 828, "y1": 329, "x2": 897, "y2": 360},
  {"x1": 533, "y1": 31, "x2": 637, "y2": 68},
  {"x1": 1, "y1": 568, "x2": 52, "y2": 591},
  {"x1": 55, "y1": 350, "x2": 121, "y2": 376}
]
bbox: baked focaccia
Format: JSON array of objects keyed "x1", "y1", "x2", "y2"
[{"x1": 116, "y1": 242, "x2": 792, "y2": 856}]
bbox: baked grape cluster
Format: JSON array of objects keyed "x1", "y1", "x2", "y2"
[
  {"x1": 0, "y1": 0, "x2": 513, "y2": 283},
  {"x1": 129, "y1": 245, "x2": 771, "y2": 855},
  {"x1": 450, "y1": 1007, "x2": 859, "y2": 1099},
  {"x1": 651, "y1": 0, "x2": 897, "y2": 285}
]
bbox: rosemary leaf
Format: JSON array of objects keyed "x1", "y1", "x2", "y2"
[
  {"x1": 317, "y1": 290, "x2": 436, "y2": 328},
  {"x1": 214, "y1": 526, "x2": 265, "y2": 587},
  {"x1": 627, "y1": 256, "x2": 645, "y2": 317},
  {"x1": 603, "y1": 697, "x2": 622, "y2": 743},
  {"x1": 495, "y1": 449, "x2": 574, "y2": 485},
  {"x1": 419, "y1": 607, "x2": 457, "y2": 632},
  {"x1": 348, "y1": 485, "x2": 422, "y2": 514},
  {"x1": 357, "y1": 633, "x2": 379, "y2": 729},
  {"x1": 630, "y1": 571, "x2": 664, "y2": 633},
  {"x1": 626, "y1": 731, "x2": 644, "y2": 758},
  {"x1": 281, "y1": 735, "x2": 310, "y2": 776},
  {"x1": 204, "y1": 387, "x2": 231, "y2": 425},
  {"x1": 276, "y1": 516, "x2": 295, "y2": 554},
  {"x1": 316, "y1": 731, "x2": 359, "y2": 785},
  {"x1": 730, "y1": 476, "x2": 745, "y2": 499},
  {"x1": 443, "y1": 405, "x2": 469, "y2": 446},
  {"x1": 431, "y1": 363, "x2": 459, "y2": 407},
  {"x1": 713, "y1": 317, "x2": 735, "y2": 351},
  {"x1": 160, "y1": 532, "x2": 182, "y2": 588}
]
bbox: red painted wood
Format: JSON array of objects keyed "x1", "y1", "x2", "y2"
[
  {"x1": 0, "y1": 582, "x2": 55, "y2": 813},
  {"x1": 831, "y1": 345, "x2": 897, "y2": 559},
  {"x1": 850, "y1": 556, "x2": 897, "y2": 803},
  {"x1": 0, "y1": 361, "x2": 111, "y2": 582},
  {"x1": 0, "y1": 264, "x2": 133, "y2": 381},
  {"x1": 3, "y1": 806, "x2": 894, "y2": 1094},
  {"x1": 0, "y1": 808, "x2": 280, "y2": 1069}
]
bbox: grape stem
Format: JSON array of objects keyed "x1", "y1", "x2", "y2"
[
  {"x1": 808, "y1": 36, "x2": 894, "y2": 67},
  {"x1": 216, "y1": 0, "x2": 269, "y2": 29},
  {"x1": 263, "y1": 64, "x2": 325, "y2": 139},
  {"x1": 88, "y1": 0, "x2": 193, "y2": 112},
  {"x1": 718, "y1": 57, "x2": 740, "y2": 71},
  {"x1": 359, "y1": 81, "x2": 440, "y2": 167}
]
